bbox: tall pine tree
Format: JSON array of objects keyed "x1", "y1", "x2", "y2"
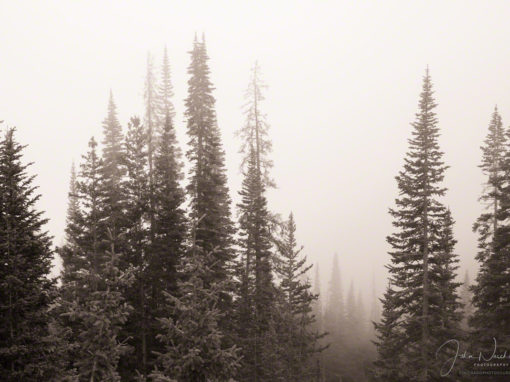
[
  {"x1": 185, "y1": 35, "x2": 234, "y2": 289},
  {"x1": 379, "y1": 69, "x2": 461, "y2": 381},
  {"x1": 0, "y1": 127, "x2": 60, "y2": 380}
]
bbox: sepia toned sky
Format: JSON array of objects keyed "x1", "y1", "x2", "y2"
[{"x1": 2, "y1": 0, "x2": 510, "y2": 301}]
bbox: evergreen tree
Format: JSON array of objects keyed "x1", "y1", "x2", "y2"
[
  {"x1": 237, "y1": 61, "x2": 274, "y2": 188},
  {"x1": 312, "y1": 263, "x2": 324, "y2": 334},
  {"x1": 368, "y1": 272, "x2": 381, "y2": 341},
  {"x1": 185, "y1": 35, "x2": 234, "y2": 289},
  {"x1": 0, "y1": 127, "x2": 60, "y2": 380},
  {"x1": 470, "y1": 106, "x2": 510, "y2": 352},
  {"x1": 62, "y1": 234, "x2": 134, "y2": 382},
  {"x1": 323, "y1": 253, "x2": 344, "y2": 339},
  {"x1": 234, "y1": 62, "x2": 280, "y2": 381},
  {"x1": 235, "y1": 145, "x2": 278, "y2": 381},
  {"x1": 459, "y1": 270, "x2": 473, "y2": 330},
  {"x1": 381, "y1": 69, "x2": 461, "y2": 381},
  {"x1": 100, "y1": 91, "x2": 126, "y2": 252},
  {"x1": 323, "y1": 253, "x2": 345, "y2": 380},
  {"x1": 148, "y1": 112, "x2": 187, "y2": 362},
  {"x1": 157, "y1": 46, "x2": 176, "y2": 130},
  {"x1": 372, "y1": 283, "x2": 405, "y2": 382},
  {"x1": 274, "y1": 213, "x2": 324, "y2": 381},
  {"x1": 150, "y1": 219, "x2": 240, "y2": 382},
  {"x1": 121, "y1": 116, "x2": 151, "y2": 377}
]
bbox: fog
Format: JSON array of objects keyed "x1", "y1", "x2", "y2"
[{"x1": 2, "y1": 0, "x2": 510, "y2": 299}]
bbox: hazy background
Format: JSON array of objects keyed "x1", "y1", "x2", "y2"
[{"x1": 2, "y1": 0, "x2": 510, "y2": 300}]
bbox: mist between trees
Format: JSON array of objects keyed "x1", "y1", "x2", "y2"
[{"x1": 0, "y1": 36, "x2": 504, "y2": 382}]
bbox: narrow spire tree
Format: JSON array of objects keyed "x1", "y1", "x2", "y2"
[
  {"x1": 100, "y1": 91, "x2": 126, "y2": 251},
  {"x1": 471, "y1": 106, "x2": 510, "y2": 349},
  {"x1": 380, "y1": 69, "x2": 461, "y2": 380},
  {"x1": 185, "y1": 36, "x2": 234, "y2": 287}
]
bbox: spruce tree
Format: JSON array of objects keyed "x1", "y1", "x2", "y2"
[
  {"x1": 459, "y1": 271, "x2": 473, "y2": 330},
  {"x1": 62, "y1": 233, "x2": 134, "y2": 382},
  {"x1": 235, "y1": 62, "x2": 279, "y2": 381},
  {"x1": 100, "y1": 91, "x2": 126, "y2": 252},
  {"x1": 470, "y1": 106, "x2": 510, "y2": 350},
  {"x1": 274, "y1": 213, "x2": 324, "y2": 381},
  {"x1": 372, "y1": 283, "x2": 405, "y2": 382},
  {"x1": 157, "y1": 47, "x2": 176, "y2": 130},
  {"x1": 0, "y1": 127, "x2": 59, "y2": 380},
  {"x1": 322, "y1": 253, "x2": 345, "y2": 380},
  {"x1": 121, "y1": 116, "x2": 151, "y2": 377},
  {"x1": 185, "y1": 35, "x2": 234, "y2": 289},
  {"x1": 150, "y1": 219, "x2": 240, "y2": 382},
  {"x1": 381, "y1": 69, "x2": 461, "y2": 381}
]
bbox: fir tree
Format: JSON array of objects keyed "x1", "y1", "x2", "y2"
[
  {"x1": 237, "y1": 61, "x2": 274, "y2": 188},
  {"x1": 459, "y1": 270, "x2": 473, "y2": 330},
  {"x1": 0, "y1": 127, "x2": 59, "y2": 380},
  {"x1": 470, "y1": 106, "x2": 510, "y2": 352},
  {"x1": 185, "y1": 35, "x2": 234, "y2": 289},
  {"x1": 274, "y1": 213, "x2": 325, "y2": 381},
  {"x1": 100, "y1": 91, "x2": 126, "y2": 252},
  {"x1": 235, "y1": 145, "x2": 278, "y2": 381},
  {"x1": 157, "y1": 46, "x2": 176, "y2": 130},
  {"x1": 381, "y1": 69, "x2": 461, "y2": 381},
  {"x1": 372, "y1": 283, "x2": 405, "y2": 382},
  {"x1": 150, "y1": 219, "x2": 240, "y2": 382},
  {"x1": 121, "y1": 116, "x2": 151, "y2": 377},
  {"x1": 62, "y1": 232, "x2": 134, "y2": 382}
]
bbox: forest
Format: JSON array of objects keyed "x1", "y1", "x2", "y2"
[{"x1": 0, "y1": 34, "x2": 508, "y2": 382}]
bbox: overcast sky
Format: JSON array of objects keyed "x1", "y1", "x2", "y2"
[{"x1": 2, "y1": 0, "x2": 510, "y2": 300}]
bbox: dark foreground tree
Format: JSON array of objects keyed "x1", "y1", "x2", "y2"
[
  {"x1": 0, "y1": 127, "x2": 62, "y2": 380},
  {"x1": 376, "y1": 69, "x2": 461, "y2": 381},
  {"x1": 151, "y1": 219, "x2": 240, "y2": 382}
]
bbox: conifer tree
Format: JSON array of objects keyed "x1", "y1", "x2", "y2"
[
  {"x1": 459, "y1": 271, "x2": 473, "y2": 330},
  {"x1": 323, "y1": 253, "x2": 344, "y2": 339},
  {"x1": 380, "y1": 69, "x2": 461, "y2": 381},
  {"x1": 312, "y1": 264, "x2": 324, "y2": 333},
  {"x1": 0, "y1": 128, "x2": 60, "y2": 380},
  {"x1": 372, "y1": 283, "x2": 404, "y2": 382},
  {"x1": 121, "y1": 116, "x2": 151, "y2": 377},
  {"x1": 470, "y1": 106, "x2": 510, "y2": 350},
  {"x1": 62, "y1": 233, "x2": 134, "y2": 382},
  {"x1": 234, "y1": 62, "x2": 280, "y2": 381},
  {"x1": 150, "y1": 219, "x2": 240, "y2": 382},
  {"x1": 274, "y1": 213, "x2": 324, "y2": 381},
  {"x1": 322, "y1": 253, "x2": 345, "y2": 380},
  {"x1": 185, "y1": 35, "x2": 234, "y2": 288},
  {"x1": 100, "y1": 91, "x2": 126, "y2": 251},
  {"x1": 157, "y1": 47, "x2": 176, "y2": 129}
]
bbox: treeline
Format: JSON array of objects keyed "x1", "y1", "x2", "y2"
[
  {"x1": 0, "y1": 37, "x2": 325, "y2": 381},
  {"x1": 372, "y1": 69, "x2": 510, "y2": 382}
]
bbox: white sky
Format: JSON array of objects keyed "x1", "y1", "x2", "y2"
[{"x1": 2, "y1": 0, "x2": 510, "y2": 301}]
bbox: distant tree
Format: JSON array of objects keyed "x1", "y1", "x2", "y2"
[
  {"x1": 274, "y1": 213, "x2": 325, "y2": 381},
  {"x1": 157, "y1": 46, "x2": 176, "y2": 131},
  {"x1": 459, "y1": 271, "x2": 473, "y2": 330},
  {"x1": 323, "y1": 253, "x2": 345, "y2": 380},
  {"x1": 0, "y1": 128, "x2": 61, "y2": 380}
]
